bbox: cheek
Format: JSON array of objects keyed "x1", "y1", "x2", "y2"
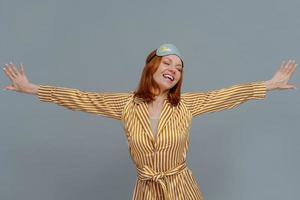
[
  {"x1": 176, "y1": 74, "x2": 182, "y2": 81},
  {"x1": 153, "y1": 71, "x2": 161, "y2": 79},
  {"x1": 152, "y1": 73, "x2": 163, "y2": 84}
]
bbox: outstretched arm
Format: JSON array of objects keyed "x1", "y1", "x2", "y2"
[
  {"x1": 2, "y1": 63, "x2": 132, "y2": 120},
  {"x1": 181, "y1": 81, "x2": 267, "y2": 117},
  {"x1": 37, "y1": 85, "x2": 131, "y2": 120},
  {"x1": 181, "y1": 60, "x2": 297, "y2": 117}
]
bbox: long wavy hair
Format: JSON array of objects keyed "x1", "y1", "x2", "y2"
[{"x1": 133, "y1": 49, "x2": 184, "y2": 106}]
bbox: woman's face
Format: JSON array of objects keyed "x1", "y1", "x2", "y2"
[{"x1": 153, "y1": 54, "x2": 183, "y2": 94}]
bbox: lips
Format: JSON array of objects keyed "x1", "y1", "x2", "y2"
[{"x1": 163, "y1": 74, "x2": 174, "y2": 81}]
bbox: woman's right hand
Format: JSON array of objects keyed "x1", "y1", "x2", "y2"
[{"x1": 2, "y1": 62, "x2": 39, "y2": 95}]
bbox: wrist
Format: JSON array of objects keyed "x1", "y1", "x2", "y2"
[
  {"x1": 264, "y1": 80, "x2": 275, "y2": 91},
  {"x1": 24, "y1": 83, "x2": 39, "y2": 95}
]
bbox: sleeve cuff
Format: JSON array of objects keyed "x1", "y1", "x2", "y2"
[
  {"x1": 37, "y1": 85, "x2": 53, "y2": 102},
  {"x1": 251, "y1": 81, "x2": 267, "y2": 100}
]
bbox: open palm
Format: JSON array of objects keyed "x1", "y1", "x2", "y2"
[
  {"x1": 2, "y1": 62, "x2": 32, "y2": 93},
  {"x1": 267, "y1": 60, "x2": 297, "y2": 90}
]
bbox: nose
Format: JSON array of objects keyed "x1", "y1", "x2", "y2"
[{"x1": 168, "y1": 66, "x2": 176, "y2": 74}]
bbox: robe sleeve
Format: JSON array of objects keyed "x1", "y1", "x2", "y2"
[
  {"x1": 37, "y1": 85, "x2": 132, "y2": 120},
  {"x1": 181, "y1": 81, "x2": 267, "y2": 117}
]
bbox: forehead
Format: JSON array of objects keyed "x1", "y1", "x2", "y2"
[{"x1": 162, "y1": 55, "x2": 182, "y2": 66}]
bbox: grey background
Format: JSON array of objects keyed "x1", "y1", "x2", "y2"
[{"x1": 1, "y1": 0, "x2": 299, "y2": 199}]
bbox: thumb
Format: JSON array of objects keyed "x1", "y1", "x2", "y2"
[
  {"x1": 286, "y1": 85, "x2": 297, "y2": 90},
  {"x1": 3, "y1": 85, "x2": 15, "y2": 91}
]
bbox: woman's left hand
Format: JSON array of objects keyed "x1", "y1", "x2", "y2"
[{"x1": 265, "y1": 59, "x2": 297, "y2": 91}]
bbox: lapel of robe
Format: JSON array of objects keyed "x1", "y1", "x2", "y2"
[
  {"x1": 134, "y1": 97, "x2": 153, "y2": 142},
  {"x1": 156, "y1": 100, "x2": 174, "y2": 138},
  {"x1": 134, "y1": 97, "x2": 174, "y2": 144}
]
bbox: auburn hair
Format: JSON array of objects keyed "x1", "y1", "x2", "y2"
[{"x1": 133, "y1": 49, "x2": 184, "y2": 106}]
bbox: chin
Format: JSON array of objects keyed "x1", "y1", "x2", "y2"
[
  {"x1": 157, "y1": 80, "x2": 177, "y2": 93},
  {"x1": 162, "y1": 86, "x2": 174, "y2": 93}
]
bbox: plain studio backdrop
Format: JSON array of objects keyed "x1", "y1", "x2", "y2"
[{"x1": 1, "y1": 0, "x2": 299, "y2": 199}]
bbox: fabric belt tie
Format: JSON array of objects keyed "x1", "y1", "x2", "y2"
[{"x1": 136, "y1": 162, "x2": 187, "y2": 200}]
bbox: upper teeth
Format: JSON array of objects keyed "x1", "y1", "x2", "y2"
[{"x1": 163, "y1": 74, "x2": 174, "y2": 81}]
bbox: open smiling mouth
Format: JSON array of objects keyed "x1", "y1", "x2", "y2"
[{"x1": 163, "y1": 74, "x2": 174, "y2": 82}]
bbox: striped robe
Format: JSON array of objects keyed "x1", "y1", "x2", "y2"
[{"x1": 37, "y1": 81, "x2": 266, "y2": 200}]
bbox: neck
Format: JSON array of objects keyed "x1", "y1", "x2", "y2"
[{"x1": 149, "y1": 93, "x2": 168, "y2": 107}]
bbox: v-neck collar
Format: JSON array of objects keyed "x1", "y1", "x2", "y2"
[{"x1": 134, "y1": 98, "x2": 174, "y2": 147}]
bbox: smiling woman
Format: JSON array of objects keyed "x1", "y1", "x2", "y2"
[
  {"x1": 134, "y1": 44, "x2": 184, "y2": 106},
  {"x1": 154, "y1": 55, "x2": 182, "y2": 84},
  {"x1": 1, "y1": 43, "x2": 297, "y2": 200}
]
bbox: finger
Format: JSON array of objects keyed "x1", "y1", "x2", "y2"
[
  {"x1": 285, "y1": 60, "x2": 293, "y2": 74},
  {"x1": 285, "y1": 84, "x2": 297, "y2": 90},
  {"x1": 12, "y1": 65, "x2": 20, "y2": 76},
  {"x1": 3, "y1": 65, "x2": 15, "y2": 81},
  {"x1": 20, "y1": 63, "x2": 25, "y2": 75},
  {"x1": 8, "y1": 62, "x2": 20, "y2": 76},
  {"x1": 279, "y1": 60, "x2": 286, "y2": 73},
  {"x1": 283, "y1": 59, "x2": 294, "y2": 75},
  {"x1": 283, "y1": 59, "x2": 292, "y2": 72},
  {"x1": 287, "y1": 62, "x2": 297, "y2": 75},
  {"x1": 287, "y1": 59, "x2": 294, "y2": 69},
  {"x1": 285, "y1": 60, "x2": 297, "y2": 76},
  {"x1": 289, "y1": 59, "x2": 295, "y2": 66},
  {"x1": 288, "y1": 64, "x2": 297, "y2": 79},
  {"x1": 9, "y1": 62, "x2": 21, "y2": 77},
  {"x1": 3, "y1": 85, "x2": 15, "y2": 91},
  {"x1": 6, "y1": 64, "x2": 17, "y2": 79}
]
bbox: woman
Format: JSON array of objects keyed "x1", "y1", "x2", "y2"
[{"x1": 2, "y1": 44, "x2": 297, "y2": 199}]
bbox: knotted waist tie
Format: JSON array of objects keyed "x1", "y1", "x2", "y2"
[{"x1": 136, "y1": 161, "x2": 187, "y2": 200}]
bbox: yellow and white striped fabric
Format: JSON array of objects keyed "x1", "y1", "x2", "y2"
[{"x1": 37, "y1": 81, "x2": 266, "y2": 200}]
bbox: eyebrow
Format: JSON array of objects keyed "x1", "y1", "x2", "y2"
[{"x1": 164, "y1": 57, "x2": 183, "y2": 67}]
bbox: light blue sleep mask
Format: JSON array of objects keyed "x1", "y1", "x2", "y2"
[{"x1": 156, "y1": 43, "x2": 183, "y2": 63}]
